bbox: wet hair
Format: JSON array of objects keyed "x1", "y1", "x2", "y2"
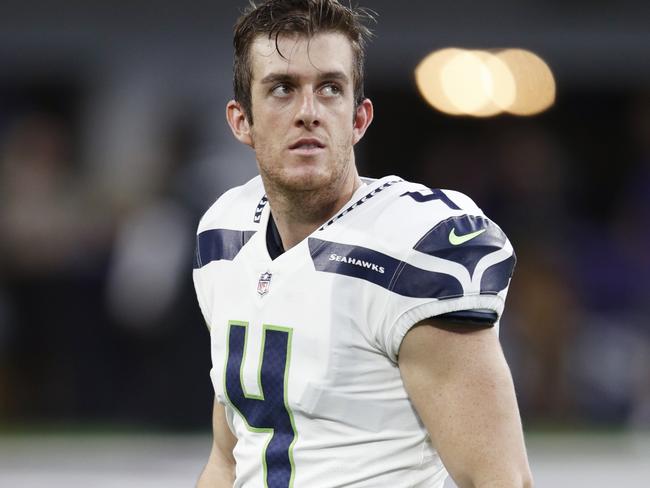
[{"x1": 233, "y1": 0, "x2": 375, "y2": 122}]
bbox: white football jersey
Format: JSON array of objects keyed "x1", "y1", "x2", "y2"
[{"x1": 193, "y1": 175, "x2": 515, "y2": 488}]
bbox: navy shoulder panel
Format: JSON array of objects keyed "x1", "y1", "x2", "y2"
[
  {"x1": 194, "y1": 229, "x2": 256, "y2": 269},
  {"x1": 480, "y1": 255, "x2": 516, "y2": 295},
  {"x1": 308, "y1": 238, "x2": 463, "y2": 299},
  {"x1": 415, "y1": 215, "x2": 508, "y2": 276}
]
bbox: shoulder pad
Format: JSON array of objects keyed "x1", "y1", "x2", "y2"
[
  {"x1": 194, "y1": 176, "x2": 263, "y2": 269},
  {"x1": 414, "y1": 214, "x2": 515, "y2": 294},
  {"x1": 197, "y1": 176, "x2": 265, "y2": 233}
]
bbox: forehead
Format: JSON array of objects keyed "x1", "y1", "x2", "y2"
[{"x1": 249, "y1": 32, "x2": 354, "y2": 82}]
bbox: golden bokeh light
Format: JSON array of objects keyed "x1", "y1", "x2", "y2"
[
  {"x1": 496, "y1": 49, "x2": 556, "y2": 116},
  {"x1": 415, "y1": 47, "x2": 556, "y2": 117},
  {"x1": 440, "y1": 50, "x2": 494, "y2": 115},
  {"x1": 476, "y1": 50, "x2": 516, "y2": 115},
  {"x1": 415, "y1": 48, "x2": 465, "y2": 115}
]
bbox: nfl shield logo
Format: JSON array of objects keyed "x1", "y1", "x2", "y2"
[{"x1": 257, "y1": 272, "x2": 272, "y2": 297}]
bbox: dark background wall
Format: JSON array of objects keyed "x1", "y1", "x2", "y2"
[{"x1": 1, "y1": 0, "x2": 649, "y2": 431}]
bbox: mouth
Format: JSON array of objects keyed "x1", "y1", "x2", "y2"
[{"x1": 289, "y1": 138, "x2": 326, "y2": 152}]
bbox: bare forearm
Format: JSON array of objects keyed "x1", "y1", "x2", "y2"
[
  {"x1": 198, "y1": 401, "x2": 237, "y2": 488},
  {"x1": 440, "y1": 372, "x2": 533, "y2": 488},
  {"x1": 196, "y1": 458, "x2": 234, "y2": 488},
  {"x1": 445, "y1": 428, "x2": 533, "y2": 488},
  {"x1": 399, "y1": 322, "x2": 533, "y2": 488},
  {"x1": 455, "y1": 470, "x2": 533, "y2": 488}
]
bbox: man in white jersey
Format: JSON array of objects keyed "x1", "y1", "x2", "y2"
[{"x1": 193, "y1": 1, "x2": 533, "y2": 486}]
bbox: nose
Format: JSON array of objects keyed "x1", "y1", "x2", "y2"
[{"x1": 295, "y1": 89, "x2": 320, "y2": 129}]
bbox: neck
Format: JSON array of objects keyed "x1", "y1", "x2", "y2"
[{"x1": 263, "y1": 168, "x2": 362, "y2": 251}]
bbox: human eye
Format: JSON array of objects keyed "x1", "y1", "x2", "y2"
[
  {"x1": 271, "y1": 83, "x2": 292, "y2": 98},
  {"x1": 319, "y1": 83, "x2": 342, "y2": 97}
]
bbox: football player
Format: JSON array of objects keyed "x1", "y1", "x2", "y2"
[{"x1": 193, "y1": 1, "x2": 533, "y2": 487}]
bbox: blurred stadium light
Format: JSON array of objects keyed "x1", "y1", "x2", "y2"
[{"x1": 415, "y1": 47, "x2": 555, "y2": 117}]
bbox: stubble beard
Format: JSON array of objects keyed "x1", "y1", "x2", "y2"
[{"x1": 256, "y1": 136, "x2": 357, "y2": 224}]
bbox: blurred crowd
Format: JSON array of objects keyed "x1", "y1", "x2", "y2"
[
  {"x1": 0, "y1": 74, "x2": 648, "y2": 431},
  {"x1": 390, "y1": 90, "x2": 650, "y2": 428},
  {"x1": 0, "y1": 77, "x2": 255, "y2": 429}
]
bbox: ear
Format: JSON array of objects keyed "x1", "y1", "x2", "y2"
[
  {"x1": 352, "y1": 98, "x2": 374, "y2": 145},
  {"x1": 226, "y1": 100, "x2": 254, "y2": 147}
]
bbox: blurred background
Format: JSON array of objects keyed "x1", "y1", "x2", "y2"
[{"x1": 0, "y1": 0, "x2": 649, "y2": 486}]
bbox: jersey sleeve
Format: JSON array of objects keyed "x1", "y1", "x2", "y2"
[
  {"x1": 378, "y1": 211, "x2": 516, "y2": 362},
  {"x1": 190, "y1": 176, "x2": 265, "y2": 330},
  {"x1": 193, "y1": 230, "x2": 214, "y2": 329}
]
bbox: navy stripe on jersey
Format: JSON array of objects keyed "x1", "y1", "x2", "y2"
[
  {"x1": 308, "y1": 238, "x2": 463, "y2": 299},
  {"x1": 414, "y1": 215, "x2": 508, "y2": 276},
  {"x1": 480, "y1": 255, "x2": 516, "y2": 294},
  {"x1": 194, "y1": 229, "x2": 256, "y2": 269}
]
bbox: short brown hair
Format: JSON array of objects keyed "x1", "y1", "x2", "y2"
[{"x1": 233, "y1": 0, "x2": 375, "y2": 122}]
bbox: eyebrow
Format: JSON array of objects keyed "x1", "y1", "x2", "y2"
[{"x1": 259, "y1": 71, "x2": 350, "y2": 85}]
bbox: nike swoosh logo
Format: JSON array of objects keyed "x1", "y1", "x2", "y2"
[{"x1": 449, "y1": 228, "x2": 487, "y2": 246}]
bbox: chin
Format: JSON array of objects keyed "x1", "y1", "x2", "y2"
[{"x1": 273, "y1": 165, "x2": 335, "y2": 192}]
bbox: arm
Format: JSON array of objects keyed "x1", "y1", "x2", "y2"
[
  {"x1": 398, "y1": 320, "x2": 533, "y2": 488},
  {"x1": 197, "y1": 399, "x2": 238, "y2": 488}
]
